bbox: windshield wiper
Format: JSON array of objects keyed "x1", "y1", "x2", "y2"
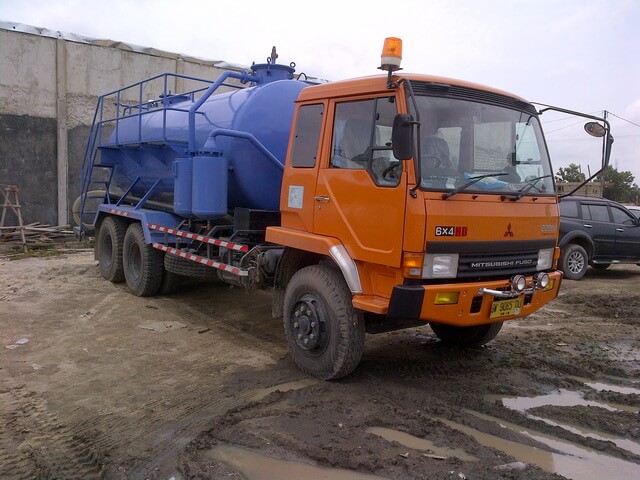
[
  {"x1": 509, "y1": 174, "x2": 552, "y2": 201},
  {"x1": 442, "y1": 172, "x2": 508, "y2": 200}
]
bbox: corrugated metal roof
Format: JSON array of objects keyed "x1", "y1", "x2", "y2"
[{"x1": 0, "y1": 20, "x2": 246, "y2": 70}]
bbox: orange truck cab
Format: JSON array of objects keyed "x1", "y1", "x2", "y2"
[{"x1": 265, "y1": 38, "x2": 612, "y2": 379}]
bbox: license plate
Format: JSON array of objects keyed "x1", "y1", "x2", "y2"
[{"x1": 490, "y1": 298, "x2": 523, "y2": 319}]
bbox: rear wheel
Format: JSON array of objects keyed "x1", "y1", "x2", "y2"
[
  {"x1": 430, "y1": 321, "x2": 503, "y2": 346},
  {"x1": 164, "y1": 252, "x2": 220, "y2": 281},
  {"x1": 97, "y1": 216, "x2": 127, "y2": 283},
  {"x1": 560, "y1": 244, "x2": 588, "y2": 280},
  {"x1": 123, "y1": 223, "x2": 164, "y2": 297},
  {"x1": 283, "y1": 265, "x2": 364, "y2": 380}
]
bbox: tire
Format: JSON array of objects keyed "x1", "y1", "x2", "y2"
[
  {"x1": 560, "y1": 244, "x2": 588, "y2": 280},
  {"x1": 430, "y1": 321, "x2": 503, "y2": 346},
  {"x1": 123, "y1": 223, "x2": 164, "y2": 297},
  {"x1": 96, "y1": 216, "x2": 127, "y2": 283},
  {"x1": 591, "y1": 263, "x2": 611, "y2": 270},
  {"x1": 283, "y1": 265, "x2": 365, "y2": 380},
  {"x1": 164, "y1": 252, "x2": 220, "y2": 281},
  {"x1": 72, "y1": 190, "x2": 106, "y2": 230}
]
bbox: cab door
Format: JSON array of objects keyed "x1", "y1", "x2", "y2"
[{"x1": 313, "y1": 96, "x2": 407, "y2": 267}]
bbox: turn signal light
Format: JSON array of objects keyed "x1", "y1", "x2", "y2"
[{"x1": 402, "y1": 252, "x2": 423, "y2": 278}]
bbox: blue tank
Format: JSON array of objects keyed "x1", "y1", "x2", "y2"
[{"x1": 100, "y1": 62, "x2": 308, "y2": 218}]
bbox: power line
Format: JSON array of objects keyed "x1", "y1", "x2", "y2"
[
  {"x1": 608, "y1": 112, "x2": 640, "y2": 129},
  {"x1": 544, "y1": 120, "x2": 587, "y2": 134}
]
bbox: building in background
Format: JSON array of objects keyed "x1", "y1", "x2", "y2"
[{"x1": 0, "y1": 22, "x2": 258, "y2": 226}]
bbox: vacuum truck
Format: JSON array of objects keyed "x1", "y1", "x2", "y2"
[{"x1": 79, "y1": 38, "x2": 613, "y2": 380}]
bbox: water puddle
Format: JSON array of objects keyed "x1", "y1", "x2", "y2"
[
  {"x1": 585, "y1": 381, "x2": 640, "y2": 395},
  {"x1": 439, "y1": 411, "x2": 640, "y2": 479},
  {"x1": 251, "y1": 379, "x2": 318, "y2": 401},
  {"x1": 486, "y1": 389, "x2": 639, "y2": 413},
  {"x1": 482, "y1": 381, "x2": 640, "y2": 476},
  {"x1": 204, "y1": 443, "x2": 384, "y2": 479},
  {"x1": 524, "y1": 412, "x2": 640, "y2": 456},
  {"x1": 366, "y1": 426, "x2": 476, "y2": 461}
]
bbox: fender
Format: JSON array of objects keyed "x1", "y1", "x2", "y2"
[
  {"x1": 559, "y1": 229, "x2": 595, "y2": 257},
  {"x1": 267, "y1": 226, "x2": 362, "y2": 293}
]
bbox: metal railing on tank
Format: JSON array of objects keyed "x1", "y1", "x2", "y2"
[{"x1": 78, "y1": 72, "x2": 247, "y2": 234}]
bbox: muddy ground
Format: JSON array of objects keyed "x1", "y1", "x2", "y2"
[{"x1": 1, "y1": 249, "x2": 639, "y2": 480}]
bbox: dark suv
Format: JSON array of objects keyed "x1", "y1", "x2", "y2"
[{"x1": 559, "y1": 196, "x2": 640, "y2": 279}]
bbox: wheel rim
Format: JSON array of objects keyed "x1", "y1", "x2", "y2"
[
  {"x1": 290, "y1": 293, "x2": 329, "y2": 354},
  {"x1": 127, "y1": 243, "x2": 142, "y2": 283},
  {"x1": 567, "y1": 251, "x2": 585, "y2": 274}
]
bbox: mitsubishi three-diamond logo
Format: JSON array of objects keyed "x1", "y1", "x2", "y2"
[{"x1": 504, "y1": 223, "x2": 514, "y2": 237}]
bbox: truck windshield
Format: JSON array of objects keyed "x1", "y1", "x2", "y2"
[{"x1": 413, "y1": 95, "x2": 554, "y2": 196}]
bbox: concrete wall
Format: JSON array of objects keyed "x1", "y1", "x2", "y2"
[{"x1": 0, "y1": 25, "x2": 244, "y2": 226}]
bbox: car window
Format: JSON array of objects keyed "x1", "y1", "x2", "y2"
[
  {"x1": 611, "y1": 206, "x2": 637, "y2": 225},
  {"x1": 582, "y1": 204, "x2": 610, "y2": 222},
  {"x1": 559, "y1": 201, "x2": 579, "y2": 218}
]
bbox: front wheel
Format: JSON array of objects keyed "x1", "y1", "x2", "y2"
[
  {"x1": 123, "y1": 223, "x2": 164, "y2": 297},
  {"x1": 560, "y1": 244, "x2": 588, "y2": 280},
  {"x1": 430, "y1": 321, "x2": 503, "y2": 346},
  {"x1": 283, "y1": 265, "x2": 365, "y2": 380}
]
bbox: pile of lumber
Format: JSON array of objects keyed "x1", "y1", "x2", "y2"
[{"x1": 0, "y1": 222, "x2": 75, "y2": 246}]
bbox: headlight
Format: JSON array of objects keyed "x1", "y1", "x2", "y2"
[
  {"x1": 423, "y1": 254, "x2": 459, "y2": 279},
  {"x1": 534, "y1": 272, "x2": 550, "y2": 289},
  {"x1": 537, "y1": 248, "x2": 554, "y2": 270},
  {"x1": 511, "y1": 274, "x2": 527, "y2": 292}
]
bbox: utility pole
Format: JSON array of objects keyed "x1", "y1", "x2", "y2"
[{"x1": 600, "y1": 110, "x2": 608, "y2": 198}]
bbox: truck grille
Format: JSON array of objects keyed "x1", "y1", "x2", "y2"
[
  {"x1": 426, "y1": 239, "x2": 555, "y2": 279},
  {"x1": 457, "y1": 251, "x2": 539, "y2": 278}
]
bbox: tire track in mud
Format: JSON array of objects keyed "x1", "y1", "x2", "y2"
[{"x1": 0, "y1": 382, "x2": 103, "y2": 480}]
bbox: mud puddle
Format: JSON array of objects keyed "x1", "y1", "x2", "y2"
[
  {"x1": 478, "y1": 377, "x2": 640, "y2": 477},
  {"x1": 486, "y1": 389, "x2": 639, "y2": 413},
  {"x1": 204, "y1": 443, "x2": 384, "y2": 480},
  {"x1": 251, "y1": 379, "x2": 318, "y2": 401},
  {"x1": 366, "y1": 427, "x2": 476, "y2": 461},
  {"x1": 442, "y1": 410, "x2": 640, "y2": 479}
]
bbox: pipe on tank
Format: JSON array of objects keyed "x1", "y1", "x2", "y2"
[
  {"x1": 203, "y1": 129, "x2": 284, "y2": 171},
  {"x1": 188, "y1": 70, "x2": 259, "y2": 153}
]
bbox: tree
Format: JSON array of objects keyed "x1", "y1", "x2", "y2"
[
  {"x1": 597, "y1": 166, "x2": 640, "y2": 204},
  {"x1": 555, "y1": 163, "x2": 586, "y2": 183}
]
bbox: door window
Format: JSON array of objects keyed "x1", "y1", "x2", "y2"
[
  {"x1": 330, "y1": 97, "x2": 400, "y2": 186},
  {"x1": 611, "y1": 206, "x2": 637, "y2": 225},
  {"x1": 291, "y1": 104, "x2": 324, "y2": 168},
  {"x1": 582, "y1": 204, "x2": 610, "y2": 222}
]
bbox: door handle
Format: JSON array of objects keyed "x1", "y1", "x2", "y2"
[
  {"x1": 583, "y1": 224, "x2": 593, "y2": 228},
  {"x1": 314, "y1": 196, "x2": 330, "y2": 202},
  {"x1": 616, "y1": 228, "x2": 624, "y2": 232}
]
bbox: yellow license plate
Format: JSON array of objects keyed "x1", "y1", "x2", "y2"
[{"x1": 490, "y1": 298, "x2": 523, "y2": 319}]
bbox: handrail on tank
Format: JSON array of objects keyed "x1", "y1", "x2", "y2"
[
  {"x1": 94, "y1": 72, "x2": 223, "y2": 146},
  {"x1": 206, "y1": 129, "x2": 284, "y2": 172},
  {"x1": 188, "y1": 70, "x2": 259, "y2": 154}
]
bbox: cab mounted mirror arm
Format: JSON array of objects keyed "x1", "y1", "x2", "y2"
[{"x1": 532, "y1": 103, "x2": 614, "y2": 198}]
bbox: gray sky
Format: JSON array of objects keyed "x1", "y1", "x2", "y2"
[{"x1": 2, "y1": 0, "x2": 639, "y2": 185}]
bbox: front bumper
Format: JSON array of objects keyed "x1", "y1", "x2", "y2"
[{"x1": 387, "y1": 270, "x2": 563, "y2": 327}]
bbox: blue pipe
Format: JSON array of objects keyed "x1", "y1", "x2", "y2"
[
  {"x1": 188, "y1": 70, "x2": 259, "y2": 153},
  {"x1": 204, "y1": 129, "x2": 285, "y2": 172}
]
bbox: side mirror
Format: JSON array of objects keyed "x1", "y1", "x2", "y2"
[{"x1": 392, "y1": 113, "x2": 415, "y2": 160}]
